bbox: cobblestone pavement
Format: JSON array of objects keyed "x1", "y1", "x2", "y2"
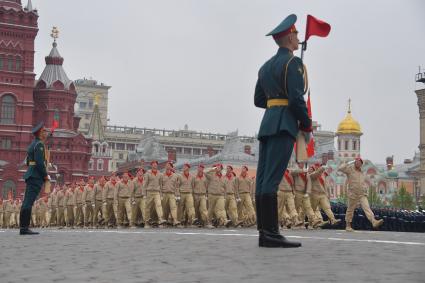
[{"x1": 1, "y1": 228, "x2": 424, "y2": 283}]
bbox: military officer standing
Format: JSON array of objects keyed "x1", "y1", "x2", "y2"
[
  {"x1": 338, "y1": 158, "x2": 384, "y2": 232},
  {"x1": 254, "y1": 14, "x2": 311, "y2": 247},
  {"x1": 20, "y1": 122, "x2": 50, "y2": 235}
]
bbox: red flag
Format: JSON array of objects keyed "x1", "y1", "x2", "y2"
[
  {"x1": 306, "y1": 92, "x2": 315, "y2": 158},
  {"x1": 305, "y1": 15, "x2": 331, "y2": 41},
  {"x1": 51, "y1": 111, "x2": 59, "y2": 134}
]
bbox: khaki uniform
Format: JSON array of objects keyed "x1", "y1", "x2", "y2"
[
  {"x1": 38, "y1": 199, "x2": 48, "y2": 227},
  {"x1": 103, "y1": 181, "x2": 118, "y2": 227},
  {"x1": 193, "y1": 174, "x2": 209, "y2": 225},
  {"x1": 177, "y1": 173, "x2": 196, "y2": 225},
  {"x1": 143, "y1": 170, "x2": 165, "y2": 224},
  {"x1": 14, "y1": 201, "x2": 21, "y2": 227},
  {"x1": 64, "y1": 190, "x2": 74, "y2": 227},
  {"x1": 132, "y1": 177, "x2": 146, "y2": 225},
  {"x1": 291, "y1": 168, "x2": 317, "y2": 226},
  {"x1": 0, "y1": 201, "x2": 3, "y2": 228},
  {"x1": 235, "y1": 175, "x2": 256, "y2": 226},
  {"x1": 307, "y1": 167, "x2": 338, "y2": 224},
  {"x1": 31, "y1": 201, "x2": 38, "y2": 227},
  {"x1": 205, "y1": 170, "x2": 227, "y2": 226},
  {"x1": 114, "y1": 180, "x2": 134, "y2": 227},
  {"x1": 92, "y1": 183, "x2": 104, "y2": 227},
  {"x1": 161, "y1": 172, "x2": 179, "y2": 225},
  {"x1": 339, "y1": 163, "x2": 378, "y2": 226},
  {"x1": 48, "y1": 192, "x2": 57, "y2": 226},
  {"x1": 224, "y1": 175, "x2": 240, "y2": 226},
  {"x1": 277, "y1": 172, "x2": 302, "y2": 227},
  {"x1": 3, "y1": 200, "x2": 14, "y2": 228},
  {"x1": 83, "y1": 185, "x2": 95, "y2": 227},
  {"x1": 56, "y1": 190, "x2": 66, "y2": 227},
  {"x1": 73, "y1": 187, "x2": 85, "y2": 226}
]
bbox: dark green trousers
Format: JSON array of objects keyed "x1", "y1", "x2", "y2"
[
  {"x1": 255, "y1": 133, "x2": 294, "y2": 196},
  {"x1": 20, "y1": 178, "x2": 43, "y2": 228}
]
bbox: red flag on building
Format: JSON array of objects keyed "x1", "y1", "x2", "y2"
[
  {"x1": 305, "y1": 15, "x2": 331, "y2": 41},
  {"x1": 306, "y1": 92, "x2": 315, "y2": 157},
  {"x1": 51, "y1": 111, "x2": 59, "y2": 134}
]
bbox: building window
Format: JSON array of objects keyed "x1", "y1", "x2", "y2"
[
  {"x1": 118, "y1": 153, "x2": 124, "y2": 160},
  {"x1": 16, "y1": 57, "x2": 21, "y2": 71},
  {"x1": 193, "y1": 148, "x2": 201, "y2": 155},
  {"x1": 338, "y1": 140, "x2": 341, "y2": 151},
  {"x1": 0, "y1": 95, "x2": 16, "y2": 124},
  {"x1": 7, "y1": 57, "x2": 13, "y2": 71},
  {"x1": 184, "y1": 148, "x2": 192, "y2": 155},
  {"x1": 88, "y1": 99, "x2": 93, "y2": 109},
  {"x1": 344, "y1": 140, "x2": 349, "y2": 151},
  {"x1": 79, "y1": 102, "x2": 87, "y2": 109},
  {"x1": 353, "y1": 140, "x2": 357, "y2": 151},
  {"x1": 97, "y1": 159, "x2": 104, "y2": 171},
  {"x1": 89, "y1": 159, "x2": 94, "y2": 170},
  {"x1": 0, "y1": 56, "x2": 3, "y2": 69},
  {"x1": 1, "y1": 138, "x2": 12, "y2": 149},
  {"x1": 116, "y1": 143, "x2": 125, "y2": 150},
  {"x1": 127, "y1": 144, "x2": 135, "y2": 151}
]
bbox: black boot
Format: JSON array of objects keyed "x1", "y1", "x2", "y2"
[
  {"x1": 19, "y1": 209, "x2": 39, "y2": 235},
  {"x1": 261, "y1": 193, "x2": 301, "y2": 248},
  {"x1": 256, "y1": 195, "x2": 263, "y2": 246}
]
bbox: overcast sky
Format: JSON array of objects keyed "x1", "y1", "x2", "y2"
[{"x1": 31, "y1": 0, "x2": 425, "y2": 164}]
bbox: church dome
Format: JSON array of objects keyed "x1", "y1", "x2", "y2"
[{"x1": 337, "y1": 99, "x2": 362, "y2": 135}]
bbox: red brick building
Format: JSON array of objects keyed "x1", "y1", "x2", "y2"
[{"x1": 0, "y1": 0, "x2": 91, "y2": 198}]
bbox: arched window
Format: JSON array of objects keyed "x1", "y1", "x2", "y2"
[
  {"x1": 97, "y1": 159, "x2": 104, "y2": 171},
  {"x1": 344, "y1": 140, "x2": 349, "y2": 151},
  {"x1": 0, "y1": 94, "x2": 16, "y2": 124},
  {"x1": 353, "y1": 140, "x2": 357, "y2": 151},
  {"x1": 89, "y1": 159, "x2": 94, "y2": 170},
  {"x1": 7, "y1": 56, "x2": 13, "y2": 71},
  {"x1": 0, "y1": 55, "x2": 3, "y2": 69}
]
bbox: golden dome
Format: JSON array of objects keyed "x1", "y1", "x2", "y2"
[{"x1": 337, "y1": 99, "x2": 362, "y2": 135}]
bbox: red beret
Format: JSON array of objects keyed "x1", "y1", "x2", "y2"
[
  {"x1": 151, "y1": 160, "x2": 158, "y2": 165},
  {"x1": 242, "y1": 165, "x2": 249, "y2": 171},
  {"x1": 355, "y1": 157, "x2": 364, "y2": 164},
  {"x1": 198, "y1": 164, "x2": 205, "y2": 169},
  {"x1": 166, "y1": 161, "x2": 174, "y2": 168},
  {"x1": 227, "y1": 165, "x2": 233, "y2": 170},
  {"x1": 183, "y1": 163, "x2": 191, "y2": 168}
]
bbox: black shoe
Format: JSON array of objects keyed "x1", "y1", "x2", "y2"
[
  {"x1": 260, "y1": 193, "x2": 301, "y2": 248},
  {"x1": 256, "y1": 195, "x2": 263, "y2": 247},
  {"x1": 20, "y1": 228, "x2": 39, "y2": 235}
]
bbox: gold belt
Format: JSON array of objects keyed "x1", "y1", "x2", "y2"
[
  {"x1": 267, "y1": 98, "x2": 289, "y2": 108},
  {"x1": 29, "y1": 161, "x2": 36, "y2": 165}
]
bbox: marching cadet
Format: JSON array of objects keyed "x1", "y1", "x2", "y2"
[
  {"x1": 48, "y1": 187, "x2": 58, "y2": 227},
  {"x1": 31, "y1": 199, "x2": 38, "y2": 228},
  {"x1": 73, "y1": 179, "x2": 85, "y2": 228},
  {"x1": 205, "y1": 164, "x2": 229, "y2": 227},
  {"x1": 14, "y1": 199, "x2": 21, "y2": 228},
  {"x1": 290, "y1": 163, "x2": 321, "y2": 228},
  {"x1": 64, "y1": 184, "x2": 74, "y2": 228},
  {"x1": 56, "y1": 185, "x2": 66, "y2": 228},
  {"x1": 338, "y1": 158, "x2": 384, "y2": 232},
  {"x1": 235, "y1": 166, "x2": 256, "y2": 227},
  {"x1": 92, "y1": 176, "x2": 106, "y2": 228},
  {"x1": 193, "y1": 164, "x2": 211, "y2": 228},
  {"x1": 83, "y1": 177, "x2": 95, "y2": 228},
  {"x1": 161, "y1": 162, "x2": 180, "y2": 227},
  {"x1": 177, "y1": 163, "x2": 196, "y2": 226},
  {"x1": 114, "y1": 172, "x2": 135, "y2": 228},
  {"x1": 4, "y1": 192, "x2": 14, "y2": 228},
  {"x1": 143, "y1": 161, "x2": 166, "y2": 228},
  {"x1": 132, "y1": 168, "x2": 146, "y2": 227},
  {"x1": 103, "y1": 173, "x2": 118, "y2": 228},
  {"x1": 277, "y1": 169, "x2": 303, "y2": 228},
  {"x1": 38, "y1": 196, "x2": 48, "y2": 228},
  {"x1": 224, "y1": 166, "x2": 242, "y2": 227},
  {"x1": 0, "y1": 198, "x2": 3, "y2": 228},
  {"x1": 307, "y1": 164, "x2": 341, "y2": 226}
]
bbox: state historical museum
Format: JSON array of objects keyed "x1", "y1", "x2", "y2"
[{"x1": 0, "y1": 0, "x2": 91, "y2": 199}]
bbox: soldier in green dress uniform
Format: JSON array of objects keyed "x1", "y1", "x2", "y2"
[{"x1": 19, "y1": 122, "x2": 50, "y2": 235}]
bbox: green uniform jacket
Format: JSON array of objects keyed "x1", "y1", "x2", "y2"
[
  {"x1": 23, "y1": 138, "x2": 47, "y2": 184},
  {"x1": 254, "y1": 47, "x2": 311, "y2": 140}
]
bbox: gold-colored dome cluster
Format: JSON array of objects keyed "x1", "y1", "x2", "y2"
[{"x1": 337, "y1": 99, "x2": 362, "y2": 135}]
